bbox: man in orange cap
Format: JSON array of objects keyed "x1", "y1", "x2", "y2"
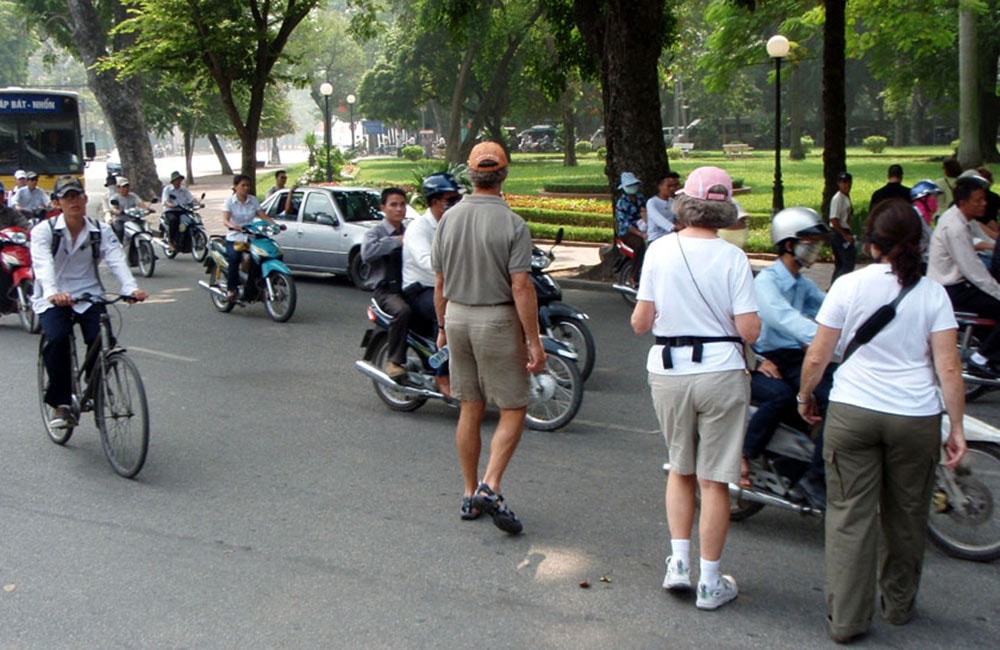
[{"x1": 432, "y1": 141, "x2": 546, "y2": 535}]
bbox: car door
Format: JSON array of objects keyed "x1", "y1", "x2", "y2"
[
  {"x1": 297, "y1": 190, "x2": 344, "y2": 271},
  {"x1": 268, "y1": 189, "x2": 303, "y2": 266}
]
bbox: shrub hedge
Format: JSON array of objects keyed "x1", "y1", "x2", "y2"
[
  {"x1": 541, "y1": 182, "x2": 610, "y2": 194},
  {"x1": 512, "y1": 207, "x2": 613, "y2": 229}
]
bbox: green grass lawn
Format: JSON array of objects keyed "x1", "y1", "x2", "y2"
[{"x1": 264, "y1": 146, "x2": 961, "y2": 254}]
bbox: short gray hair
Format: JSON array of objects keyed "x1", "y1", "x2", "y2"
[
  {"x1": 674, "y1": 194, "x2": 737, "y2": 229},
  {"x1": 469, "y1": 166, "x2": 508, "y2": 189}
]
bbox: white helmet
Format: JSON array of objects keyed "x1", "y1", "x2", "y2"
[{"x1": 770, "y1": 207, "x2": 830, "y2": 246}]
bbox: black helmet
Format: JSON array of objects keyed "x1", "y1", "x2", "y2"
[{"x1": 421, "y1": 172, "x2": 461, "y2": 202}]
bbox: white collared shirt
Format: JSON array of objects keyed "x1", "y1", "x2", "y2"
[
  {"x1": 30, "y1": 214, "x2": 139, "y2": 314},
  {"x1": 402, "y1": 209, "x2": 438, "y2": 288}
]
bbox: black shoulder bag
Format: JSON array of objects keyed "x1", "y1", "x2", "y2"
[{"x1": 839, "y1": 282, "x2": 917, "y2": 363}]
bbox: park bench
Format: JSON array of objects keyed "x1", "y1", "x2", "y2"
[
  {"x1": 674, "y1": 142, "x2": 694, "y2": 158},
  {"x1": 723, "y1": 143, "x2": 753, "y2": 158}
]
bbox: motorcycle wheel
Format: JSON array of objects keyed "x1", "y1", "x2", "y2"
[
  {"x1": 209, "y1": 264, "x2": 235, "y2": 313},
  {"x1": 191, "y1": 230, "x2": 208, "y2": 263},
  {"x1": 525, "y1": 352, "x2": 583, "y2": 431},
  {"x1": 617, "y1": 261, "x2": 637, "y2": 306},
  {"x1": 17, "y1": 280, "x2": 39, "y2": 333},
  {"x1": 371, "y1": 339, "x2": 427, "y2": 412},
  {"x1": 136, "y1": 240, "x2": 156, "y2": 278},
  {"x1": 264, "y1": 272, "x2": 297, "y2": 323},
  {"x1": 549, "y1": 315, "x2": 596, "y2": 382},
  {"x1": 926, "y1": 442, "x2": 1000, "y2": 562}
]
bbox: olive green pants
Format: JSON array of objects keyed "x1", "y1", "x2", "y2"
[{"x1": 823, "y1": 402, "x2": 941, "y2": 639}]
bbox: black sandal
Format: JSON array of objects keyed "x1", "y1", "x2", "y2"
[{"x1": 460, "y1": 496, "x2": 481, "y2": 520}]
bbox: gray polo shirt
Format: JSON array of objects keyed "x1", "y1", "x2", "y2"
[{"x1": 432, "y1": 194, "x2": 532, "y2": 305}]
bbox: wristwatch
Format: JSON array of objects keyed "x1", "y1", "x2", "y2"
[{"x1": 795, "y1": 393, "x2": 813, "y2": 404}]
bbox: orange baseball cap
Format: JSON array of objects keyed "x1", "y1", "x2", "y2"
[{"x1": 468, "y1": 141, "x2": 508, "y2": 171}]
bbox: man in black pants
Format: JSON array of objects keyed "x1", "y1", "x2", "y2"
[
  {"x1": 928, "y1": 175, "x2": 1000, "y2": 377},
  {"x1": 361, "y1": 188, "x2": 410, "y2": 381}
]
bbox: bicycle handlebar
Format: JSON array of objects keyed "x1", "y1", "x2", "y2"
[{"x1": 72, "y1": 293, "x2": 141, "y2": 306}]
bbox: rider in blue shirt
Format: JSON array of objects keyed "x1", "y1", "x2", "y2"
[
  {"x1": 615, "y1": 171, "x2": 646, "y2": 286},
  {"x1": 744, "y1": 207, "x2": 833, "y2": 509}
]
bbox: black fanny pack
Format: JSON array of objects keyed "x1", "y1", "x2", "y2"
[{"x1": 655, "y1": 336, "x2": 743, "y2": 369}]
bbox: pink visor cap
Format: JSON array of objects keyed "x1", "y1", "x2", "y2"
[{"x1": 681, "y1": 166, "x2": 733, "y2": 202}]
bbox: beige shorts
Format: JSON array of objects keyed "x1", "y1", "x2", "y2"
[
  {"x1": 445, "y1": 302, "x2": 529, "y2": 408},
  {"x1": 648, "y1": 369, "x2": 749, "y2": 484}
]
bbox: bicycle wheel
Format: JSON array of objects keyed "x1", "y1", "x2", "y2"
[
  {"x1": 95, "y1": 352, "x2": 149, "y2": 478},
  {"x1": 37, "y1": 335, "x2": 75, "y2": 445}
]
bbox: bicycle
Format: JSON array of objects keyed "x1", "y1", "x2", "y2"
[{"x1": 37, "y1": 293, "x2": 150, "y2": 478}]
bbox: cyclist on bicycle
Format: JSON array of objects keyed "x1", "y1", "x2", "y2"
[{"x1": 30, "y1": 175, "x2": 148, "y2": 429}]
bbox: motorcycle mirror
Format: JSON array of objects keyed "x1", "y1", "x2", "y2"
[
  {"x1": 150, "y1": 197, "x2": 160, "y2": 204},
  {"x1": 199, "y1": 193, "x2": 206, "y2": 200},
  {"x1": 110, "y1": 199, "x2": 119, "y2": 206},
  {"x1": 548, "y1": 227, "x2": 564, "y2": 258}
]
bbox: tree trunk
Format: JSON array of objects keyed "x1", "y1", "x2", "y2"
[
  {"x1": 789, "y1": 63, "x2": 805, "y2": 160},
  {"x1": 183, "y1": 127, "x2": 195, "y2": 183},
  {"x1": 575, "y1": 0, "x2": 669, "y2": 201},
  {"x1": 445, "y1": 45, "x2": 477, "y2": 164},
  {"x1": 65, "y1": 0, "x2": 160, "y2": 199},
  {"x1": 206, "y1": 134, "x2": 234, "y2": 176},
  {"x1": 977, "y1": 33, "x2": 1000, "y2": 163},
  {"x1": 958, "y1": 6, "x2": 982, "y2": 168},
  {"x1": 561, "y1": 86, "x2": 577, "y2": 167},
  {"x1": 821, "y1": 0, "x2": 848, "y2": 217}
]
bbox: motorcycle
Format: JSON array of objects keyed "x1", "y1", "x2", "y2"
[
  {"x1": 662, "y1": 410, "x2": 1000, "y2": 563},
  {"x1": 198, "y1": 219, "x2": 297, "y2": 323},
  {"x1": 956, "y1": 311, "x2": 1000, "y2": 402},
  {"x1": 355, "y1": 299, "x2": 584, "y2": 431},
  {"x1": 533, "y1": 228, "x2": 596, "y2": 381},
  {"x1": 0, "y1": 225, "x2": 39, "y2": 332},
  {"x1": 110, "y1": 199, "x2": 158, "y2": 278},
  {"x1": 159, "y1": 193, "x2": 208, "y2": 263},
  {"x1": 611, "y1": 237, "x2": 639, "y2": 305}
]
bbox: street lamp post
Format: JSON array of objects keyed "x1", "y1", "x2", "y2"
[
  {"x1": 320, "y1": 82, "x2": 333, "y2": 182},
  {"x1": 347, "y1": 94, "x2": 356, "y2": 153},
  {"x1": 767, "y1": 34, "x2": 790, "y2": 214}
]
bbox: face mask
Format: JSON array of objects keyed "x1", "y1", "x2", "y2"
[
  {"x1": 793, "y1": 242, "x2": 822, "y2": 266},
  {"x1": 623, "y1": 184, "x2": 639, "y2": 196},
  {"x1": 718, "y1": 227, "x2": 748, "y2": 249}
]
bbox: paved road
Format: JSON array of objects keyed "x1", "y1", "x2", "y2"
[{"x1": 1, "y1": 261, "x2": 998, "y2": 648}]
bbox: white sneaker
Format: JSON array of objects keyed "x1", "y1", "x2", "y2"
[
  {"x1": 696, "y1": 575, "x2": 738, "y2": 610},
  {"x1": 662, "y1": 556, "x2": 691, "y2": 591}
]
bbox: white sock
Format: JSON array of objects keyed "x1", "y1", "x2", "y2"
[
  {"x1": 700, "y1": 558, "x2": 721, "y2": 586},
  {"x1": 670, "y1": 539, "x2": 690, "y2": 566},
  {"x1": 972, "y1": 352, "x2": 989, "y2": 365}
]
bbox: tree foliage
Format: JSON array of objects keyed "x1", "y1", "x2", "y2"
[{"x1": 108, "y1": 0, "x2": 319, "y2": 185}]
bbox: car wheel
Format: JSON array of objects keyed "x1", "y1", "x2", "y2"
[{"x1": 348, "y1": 249, "x2": 372, "y2": 290}]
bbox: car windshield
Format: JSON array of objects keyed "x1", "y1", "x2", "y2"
[{"x1": 334, "y1": 191, "x2": 382, "y2": 222}]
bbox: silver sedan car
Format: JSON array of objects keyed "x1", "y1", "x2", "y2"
[{"x1": 261, "y1": 186, "x2": 384, "y2": 288}]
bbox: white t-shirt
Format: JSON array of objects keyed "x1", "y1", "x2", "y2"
[
  {"x1": 829, "y1": 191, "x2": 852, "y2": 230},
  {"x1": 817, "y1": 264, "x2": 957, "y2": 416},
  {"x1": 402, "y1": 209, "x2": 437, "y2": 288},
  {"x1": 638, "y1": 233, "x2": 758, "y2": 375}
]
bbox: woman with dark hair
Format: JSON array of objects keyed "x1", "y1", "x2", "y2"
[
  {"x1": 797, "y1": 199, "x2": 967, "y2": 643},
  {"x1": 221, "y1": 174, "x2": 274, "y2": 302}
]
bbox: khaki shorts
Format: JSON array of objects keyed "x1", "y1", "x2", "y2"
[
  {"x1": 649, "y1": 369, "x2": 749, "y2": 484},
  {"x1": 445, "y1": 302, "x2": 529, "y2": 408}
]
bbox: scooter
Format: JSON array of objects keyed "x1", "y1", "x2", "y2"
[
  {"x1": 956, "y1": 311, "x2": 1000, "y2": 402},
  {"x1": 198, "y1": 220, "x2": 297, "y2": 323},
  {"x1": 533, "y1": 228, "x2": 595, "y2": 381},
  {"x1": 355, "y1": 299, "x2": 584, "y2": 431},
  {"x1": 662, "y1": 410, "x2": 1000, "y2": 563},
  {"x1": 0, "y1": 225, "x2": 39, "y2": 332},
  {"x1": 159, "y1": 193, "x2": 208, "y2": 262},
  {"x1": 611, "y1": 237, "x2": 639, "y2": 305},
  {"x1": 111, "y1": 199, "x2": 158, "y2": 278}
]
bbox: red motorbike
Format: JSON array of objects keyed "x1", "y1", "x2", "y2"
[
  {"x1": 0, "y1": 225, "x2": 39, "y2": 332},
  {"x1": 611, "y1": 237, "x2": 639, "y2": 306}
]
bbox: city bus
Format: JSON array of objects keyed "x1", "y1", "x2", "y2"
[{"x1": 0, "y1": 88, "x2": 95, "y2": 193}]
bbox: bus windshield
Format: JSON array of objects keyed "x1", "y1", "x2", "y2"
[{"x1": 0, "y1": 90, "x2": 85, "y2": 181}]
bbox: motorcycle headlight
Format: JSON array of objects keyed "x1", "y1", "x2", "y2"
[
  {"x1": 7, "y1": 231, "x2": 28, "y2": 245},
  {"x1": 250, "y1": 243, "x2": 270, "y2": 258},
  {"x1": 531, "y1": 252, "x2": 551, "y2": 270}
]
